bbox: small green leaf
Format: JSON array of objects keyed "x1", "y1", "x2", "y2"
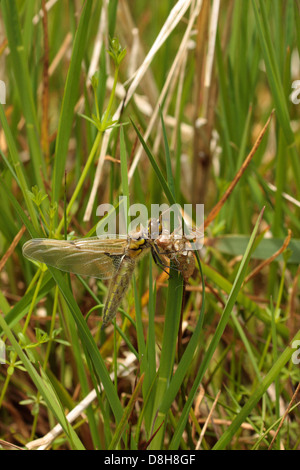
[
  {"x1": 7, "y1": 366, "x2": 14, "y2": 376},
  {"x1": 90, "y1": 71, "x2": 99, "y2": 90},
  {"x1": 107, "y1": 37, "x2": 126, "y2": 66},
  {"x1": 27, "y1": 186, "x2": 48, "y2": 207},
  {"x1": 19, "y1": 399, "x2": 34, "y2": 406}
]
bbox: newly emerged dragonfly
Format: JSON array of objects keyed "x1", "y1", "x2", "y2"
[{"x1": 22, "y1": 219, "x2": 201, "y2": 327}]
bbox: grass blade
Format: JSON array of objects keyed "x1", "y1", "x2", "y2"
[
  {"x1": 0, "y1": 314, "x2": 85, "y2": 449},
  {"x1": 130, "y1": 118, "x2": 176, "y2": 206},
  {"x1": 1, "y1": 0, "x2": 46, "y2": 187},
  {"x1": 52, "y1": 0, "x2": 93, "y2": 204},
  {"x1": 47, "y1": 266, "x2": 125, "y2": 424},
  {"x1": 169, "y1": 207, "x2": 265, "y2": 449},
  {"x1": 213, "y1": 327, "x2": 300, "y2": 449}
]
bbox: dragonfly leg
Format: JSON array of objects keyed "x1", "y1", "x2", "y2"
[
  {"x1": 151, "y1": 247, "x2": 170, "y2": 275},
  {"x1": 151, "y1": 245, "x2": 181, "y2": 276}
]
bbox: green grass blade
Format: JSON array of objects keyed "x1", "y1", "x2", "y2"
[
  {"x1": 169, "y1": 207, "x2": 265, "y2": 449},
  {"x1": 1, "y1": 0, "x2": 46, "y2": 187},
  {"x1": 130, "y1": 118, "x2": 176, "y2": 206},
  {"x1": 159, "y1": 106, "x2": 175, "y2": 199},
  {"x1": 52, "y1": 0, "x2": 93, "y2": 204},
  {"x1": 149, "y1": 269, "x2": 183, "y2": 448},
  {"x1": 252, "y1": 0, "x2": 300, "y2": 190},
  {"x1": 0, "y1": 105, "x2": 39, "y2": 232},
  {"x1": 22, "y1": 0, "x2": 35, "y2": 58},
  {"x1": 159, "y1": 261, "x2": 205, "y2": 415},
  {"x1": 108, "y1": 374, "x2": 144, "y2": 450},
  {"x1": 213, "y1": 327, "x2": 300, "y2": 449},
  {"x1": 0, "y1": 177, "x2": 38, "y2": 239},
  {"x1": 119, "y1": 125, "x2": 130, "y2": 229},
  {"x1": 46, "y1": 266, "x2": 125, "y2": 424},
  {"x1": 59, "y1": 291, "x2": 101, "y2": 449},
  {"x1": 2, "y1": 274, "x2": 55, "y2": 331},
  {"x1": 202, "y1": 261, "x2": 289, "y2": 339},
  {"x1": 120, "y1": 125, "x2": 130, "y2": 200},
  {"x1": 0, "y1": 314, "x2": 85, "y2": 449}
]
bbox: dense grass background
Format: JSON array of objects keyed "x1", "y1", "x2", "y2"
[{"x1": 0, "y1": 0, "x2": 299, "y2": 450}]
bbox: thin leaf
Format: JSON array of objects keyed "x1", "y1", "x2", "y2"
[
  {"x1": 169, "y1": 207, "x2": 265, "y2": 449},
  {"x1": 52, "y1": 0, "x2": 93, "y2": 204}
]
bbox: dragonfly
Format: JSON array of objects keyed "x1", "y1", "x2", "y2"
[{"x1": 22, "y1": 219, "x2": 201, "y2": 327}]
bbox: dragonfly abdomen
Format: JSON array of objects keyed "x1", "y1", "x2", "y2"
[{"x1": 102, "y1": 257, "x2": 136, "y2": 327}]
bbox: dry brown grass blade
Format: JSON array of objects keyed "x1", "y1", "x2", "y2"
[
  {"x1": 0, "y1": 439, "x2": 25, "y2": 450},
  {"x1": 267, "y1": 182, "x2": 300, "y2": 208},
  {"x1": 0, "y1": 225, "x2": 26, "y2": 272},
  {"x1": 48, "y1": 33, "x2": 72, "y2": 78},
  {"x1": 123, "y1": 0, "x2": 194, "y2": 108},
  {"x1": 192, "y1": 0, "x2": 224, "y2": 204},
  {"x1": 0, "y1": 38, "x2": 8, "y2": 56},
  {"x1": 117, "y1": 1, "x2": 159, "y2": 107},
  {"x1": 244, "y1": 229, "x2": 292, "y2": 284},
  {"x1": 204, "y1": 110, "x2": 274, "y2": 230},
  {"x1": 86, "y1": 0, "x2": 109, "y2": 84},
  {"x1": 84, "y1": 0, "x2": 201, "y2": 222},
  {"x1": 196, "y1": 417, "x2": 254, "y2": 430},
  {"x1": 127, "y1": 0, "x2": 203, "y2": 183},
  {"x1": 195, "y1": 389, "x2": 221, "y2": 449},
  {"x1": 26, "y1": 352, "x2": 137, "y2": 450},
  {"x1": 192, "y1": 384, "x2": 205, "y2": 439}
]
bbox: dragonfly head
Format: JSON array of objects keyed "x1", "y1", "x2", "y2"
[{"x1": 129, "y1": 218, "x2": 162, "y2": 243}]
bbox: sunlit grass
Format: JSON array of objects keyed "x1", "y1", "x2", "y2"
[{"x1": 0, "y1": 0, "x2": 299, "y2": 451}]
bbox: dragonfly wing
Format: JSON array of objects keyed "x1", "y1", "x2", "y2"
[{"x1": 22, "y1": 237, "x2": 128, "y2": 279}]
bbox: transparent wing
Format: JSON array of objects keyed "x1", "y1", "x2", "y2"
[{"x1": 22, "y1": 237, "x2": 128, "y2": 279}]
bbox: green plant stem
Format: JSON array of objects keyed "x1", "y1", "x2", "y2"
[
  {"x1": 103, "y1": 65, "x2": 119, "y2": 125},
  {"x1": 55, "y1": 131, "x2": 102, "y2": 235}
]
